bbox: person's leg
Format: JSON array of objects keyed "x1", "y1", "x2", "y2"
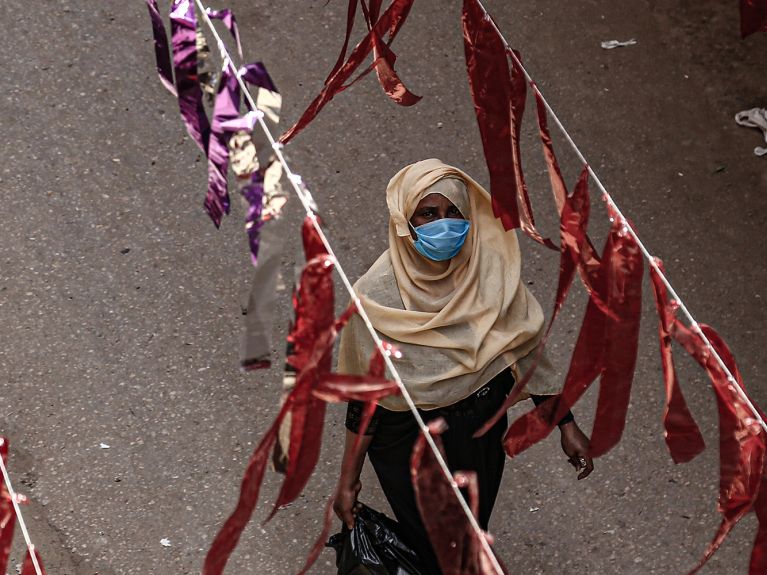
[
  {"x1": 368, "y1": 409, "x2": 443, "y2": 574},
  {"x1": 437, "y1": 373, "x2": 510, "y2": 530}
]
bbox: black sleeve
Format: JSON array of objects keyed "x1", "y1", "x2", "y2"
[
  {"x1": 345, "y1": 400, "x2": 381, "y2": 435},
  {"x1": 530, "y1": 394, "x2": 575, "y2": 426}
]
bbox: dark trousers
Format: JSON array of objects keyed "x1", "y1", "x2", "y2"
[{"x1": 367, "y1": 370, "x2": 513, "y2": 574}]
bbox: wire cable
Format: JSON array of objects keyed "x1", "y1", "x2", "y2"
[
  {"x1": 195, "y1": 2, "x2": 506, "y2": 573},
  {"x1": 474, "y1": 0, "x2": 766, "y2": 434}
]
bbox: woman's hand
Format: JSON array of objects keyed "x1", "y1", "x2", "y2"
[
  {"x1": 559, "y1": 421, "x2": 594, "y2": 480},
  {"x1": 333, "y1": 479, "x2": 362, "y2": 529}
]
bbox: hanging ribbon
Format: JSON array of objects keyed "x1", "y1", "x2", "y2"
[
  {"x1": 205, "y1": 67, "x2": 241, "y2": 227},
  {"x1": 279, "y1": 0, "x2": 419, "y2": 144},
  {"x1": 587, "y1": 213, "x2": 643, "y2": 457},
  {"x1": 0, "y1": 439, "x2": 15, "y2": 575},
  {"x1": 750, "y1": 477, "x2": 767, "y2": 574},
  {"x1": 206, "y1": 8, "x2": 243, "y2": 58},
  {"x1": 462, "y1": 0, "x2": 517, "y2": 231},
  {"x1": 21, "y1": 549, "x2": 46, "y2": 575},
  {"x1": 145, "y1": 0, "x2": 177, "y2": 96},
  {"x1": 670, "y1": 322, "x2": 766, "y2": 574},
  {"x1": 203, "y1": 219, "x2": 399, "y2": 575},
  {"x1": 170, "y1": 0, "x2": 211, "y2": 153},
  {"x1": 462, "y1": 0, "x2": 555, "y2": 248},
  {"x1": 741, "y1": 0, "x2": 767, "y2": 38},
  {"x1": 474, "y1": 166, "x2": 590, "y2": 438},
  {"x1": 502, "y1": 211, "x2": 643, "y2": 459},
  {"x1": 648, "y1": 261, "x2": 706, "y2": 463},
  {"x1": 411, "y1": 419, "x2": 508, "y2": 575}
]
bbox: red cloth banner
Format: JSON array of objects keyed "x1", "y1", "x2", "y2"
[
  {"x1": 462, "y1": 0, "x2": 518, "y2": 231},
  {"x1": 502, "y1": 211, "x2": 643, "y2": 460},
  {"x1": 203, "y1": 218, "x2": 399, "y2": 575},
  {"x1": 671, "y1": 322, "x2": 766, "y2": 574},
  {"x1": 473, "y1": 166, "x2": 590, "y2": 438},
  {"x1": 741, "y1": 0, "x2": 767, "y2": 37},
  {"x1": 648, "y1": 261, "x2": 706, "y2": 463},
  {"x1": 280, "y1": 0, "x2": 419, "y2": 144},
  {"x1": 462, "y1": 0, "x2": 556, "y2": 248},
  {"x1": 0, "y1": 439, "x2": 16, "y2": 575},
  {"x1": 412, "y1": 419, "x2": 508, "y2": 575},
  {"x1": 21, "y1": 548, "x2": 46, "y2": 575}
]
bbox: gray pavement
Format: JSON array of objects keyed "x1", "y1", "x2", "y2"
[{"x1": 1, "y1": 0, "x2": 765, "y2": 573}]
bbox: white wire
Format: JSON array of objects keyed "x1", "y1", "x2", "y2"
[
  {"x1": 474, "y1": 0, "x2": 767, "y2": 435},
  {"x1": 194, "y1": 3, "x2": 507, "y2": 574},
  {"x1": 0, "y1": 438, "x2": 43, "y2": 575}
]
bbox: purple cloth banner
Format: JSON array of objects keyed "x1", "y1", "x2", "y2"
[
  {"x1": 206, "y1": 8, "x2": 244, "y2": 59},
  {"x1": 170, "y1": 0, "x2": 211, "y2": 153},
  {"x1": 240, "y1": 62, "x2": 279, "y2": 93},
  {"x1": 145, "y1": 0, "x2": 177, "y2": 95},
  {"x1": 242, "y1": 173, "x2": 266, "y2": 266},
  {"x1": 205, "y1": 67, "x2": 242, "y2": 227}
]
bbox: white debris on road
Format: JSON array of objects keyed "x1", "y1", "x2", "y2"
[
  {"x1": 735, "y1": 108, "x2": 767, "y2": 156},
  {"x1": 601, "y1": 38, "x2": 638, "y2": 49}
]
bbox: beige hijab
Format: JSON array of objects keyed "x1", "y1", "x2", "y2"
[{"x1": 337, "y1": 159, "x2": 557, "y2": 410}]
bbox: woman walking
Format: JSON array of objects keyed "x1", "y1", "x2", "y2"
[{"x1": 334, "y1": 158, "x2": 593, "y2": 574}]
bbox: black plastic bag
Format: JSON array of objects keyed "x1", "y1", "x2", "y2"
[{"x1": 326, "y1": 504, "x2": 425, "y2": 574}]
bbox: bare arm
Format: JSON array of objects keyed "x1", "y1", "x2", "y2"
[{"x1": 334, "y1": 429, "x2": 374, "y2": 528}]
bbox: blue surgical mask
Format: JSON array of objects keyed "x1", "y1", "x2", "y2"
[{"x1": 411, "y1": 219, "x2": 471, "y2": 261}]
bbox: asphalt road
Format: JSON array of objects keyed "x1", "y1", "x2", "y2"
[{"x1": 1, "y1": 1, "x2": 765, "y2": 573}]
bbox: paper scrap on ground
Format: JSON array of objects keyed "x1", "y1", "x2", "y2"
[
  {"x1": 601, "y1": 39, "x2": 638, "y2": 49},
  {"x1": 160, "y1": 538, "x2": 171, "y2": 547},
  {"x1": 735, "y1": 108, "x2": 767, "y2": 156}
]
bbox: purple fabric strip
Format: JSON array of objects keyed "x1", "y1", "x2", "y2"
[
  {"x1": 206, "y1": 8, "x2": 243, "y2": 59},
  {"x1": 239, "y1": 62, "x2": 279, "y2": 93},
  {"x1": 170, "y1": 0, "x2": 211, "y2": 153},
  {"x1": 243, "y1": 173, "x2": 266, "y2": 266},
  {"x1": 220, "y1": 110, "x2": 263, "y2": 132},
  {"x1": 205, "y1": 67, "x2": 242, "y2": 227},
  {"x1": 145, "y1": 0, "x2": 177, "y2": 95}
]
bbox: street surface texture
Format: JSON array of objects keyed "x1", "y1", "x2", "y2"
[{"x1": 1, "y1": 1, "x2": 766, "y2": 573}]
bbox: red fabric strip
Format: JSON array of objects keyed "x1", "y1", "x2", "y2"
[
  {"x1": 741, "y1": 0, "x2": 767, "y2": 38},
  {"x1": 588, "y1": 213, "x2": 643, "y2": 457},
  {"x1": 507, "y1": 55, "x2": 557, "y2": 249},
  {"x1": 279, "y1": 0, "x2": 417, "y2": 144},
  {"x1": 750, "y1": 470, "x2": 767, "y2": 574},
  {"x1": 671, "y1": 322, "x2": 766, "y2": 574},
  {"x1": 0, "y1": 439, "x2": 16, "y2": 575},
  {"x1": 202, "y1": 400, "x2": 289, "y2": 575},
  {"x1": 533, "y1": 88, "x2": 566, "y2": 212},
  {"x1": 411, "y1": 419, "x2": 508, "y2": 575},
  {"x1": 462, "y1": 0, "x2": 518, "y2": 231},
  {"x1": 326, "y1": 1, "x2": 359, "y2": 82},
  {"x1": 504, "y1": 214, "x2": 640, "y2": 459},
  {"x1": 297, "y1": 494, "x2": 337, "y2": 575},
  {"x1": 20, "y1": 548, "x2": 46, "y2": 575},
  {"x1": 474, "y1": 166, "x2": 590, "y2": 438},
  {"x1": 648, "y1": 261, "x2": 705, "y2": 463}
]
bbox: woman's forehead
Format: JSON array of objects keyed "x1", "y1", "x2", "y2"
[
  {"x1": 409, "y1": 177, "x2": 470, "y2": 218},
  {"x1": 415, "y1": 192, "x2": 457, "y2": 208}
]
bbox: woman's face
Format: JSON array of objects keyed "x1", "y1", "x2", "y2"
[{"x1": 409, "y1": 193, "x2": 465, "y2": 238}]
